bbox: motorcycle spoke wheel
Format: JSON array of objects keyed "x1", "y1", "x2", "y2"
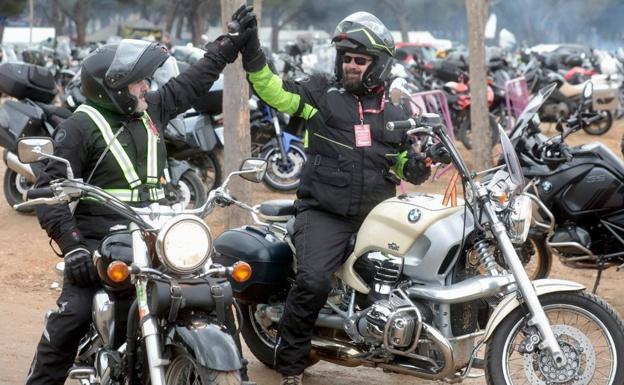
[{"x1": 486, "y1": 292, "x2": 624, "y2": 385}]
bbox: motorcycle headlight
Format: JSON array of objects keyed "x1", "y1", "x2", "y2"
[
  {"x1": 155, "y1": 215, "x2": 213, "y2": 274},
  {"x1": 507, "y1": 194, "x2": 532, "y2": 244}
]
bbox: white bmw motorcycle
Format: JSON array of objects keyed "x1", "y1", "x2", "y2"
[{"x1": 211, "y1": 85, "x2": 624, "y2": 384}]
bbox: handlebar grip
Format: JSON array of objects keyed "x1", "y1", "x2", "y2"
[
  {"x1": 26, "y1": 188, "x2": 54, "y2": 200},
  {"x1": 386, "y1": 118, "x2": 418, "y2": 131},
  {"x1": 561, "y1": 146, "x2": 573, "y2": 161}
]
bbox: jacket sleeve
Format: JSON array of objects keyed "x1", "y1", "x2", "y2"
[
  {"x1": 247, "y1": 64, "x2": 323, "y2": 121},
  {"x1": 34, "y1": 118, "x2": 89, "y2": 253},
  {"x1": 146, "y1": 54, "x2": 228, "y2": 124}
]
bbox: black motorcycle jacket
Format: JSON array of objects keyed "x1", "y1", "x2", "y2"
[
  {"x1": 247, "y1": 64, "x2": 429, "y2": 219},
  {"x1": 35, "y1": 54, "x2": 227, "y2": 253}
]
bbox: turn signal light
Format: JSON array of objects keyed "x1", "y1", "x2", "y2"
[
  {"x1": 107, "y1": 261, "x2": 130, "y2": 283},
  {"x1": 231, "y1": 262, "x2": 252, "y2": 283}
]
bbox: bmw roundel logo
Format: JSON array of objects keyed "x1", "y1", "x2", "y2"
[
  {"x1": 408, "y1": 208, "x2": 421, "y2": 223},
  {"x1": 542, "y1": 181, "x2": 553, "y2": 193}
]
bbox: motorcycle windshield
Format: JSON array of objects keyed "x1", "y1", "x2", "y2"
[
  {"x1": 509, "y1": 83, "x2": 557, "y2": 140},
  {"x1": 499, "y1": 125, "x2": 524, "y2": 189}
]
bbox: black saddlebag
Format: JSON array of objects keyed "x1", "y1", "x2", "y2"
[
  {"x1": 214, "y1": 226, "x2": 292, "y2": 303},
  {"x1": 0, "y1": 62, "x2": 56, "y2": 103},
  {"x1": 0, "y1": 100, "x2": 46, "y2": 152}
]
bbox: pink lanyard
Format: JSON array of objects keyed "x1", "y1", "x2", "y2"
[{"x1": 357, "y1": 96, "x2": 386, "y2": 124}]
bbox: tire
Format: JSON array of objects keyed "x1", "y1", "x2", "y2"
[
  {"x1": 239, "y1": 303, "x2": 318, "y2": 369},
  {"x1": 516, "y1": 237, "x2": 552, "y2": 280},
  {"x1": 3, "y1": 169, "x2": 34, "y2": 214},
  {"x1": 582, "y1": 110, "x2": 613, "y2": 135},
  {"x1": 177, "y1": 170, "x2": 207, "y2": 209},
  {"x1": 457, "y1": 113, "x2": 499, "y2": 150},
  {"x1": 165, "y1": 352, "x2": 241, "y2": 385},
  {"x1": 189, "y1": 152, "x2": 222, "y2": 192},
  {"x1": 485, "y1": 291, "x2": 624, "y2": 385},
  {"x1": 261, "y1": 142, "x2": 306, "y2": 192}
]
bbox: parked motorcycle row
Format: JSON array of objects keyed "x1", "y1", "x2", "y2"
[
  {"x1": 12, "y1": 78, "x2": 624, "y2": 384},
  {"x1": 392, "y1": 42, "x2": 623, "y2": 149}
]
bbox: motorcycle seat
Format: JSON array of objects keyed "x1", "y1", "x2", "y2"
[{"x1": 258, "y1": 199, "x2": 296, "y2": 220}]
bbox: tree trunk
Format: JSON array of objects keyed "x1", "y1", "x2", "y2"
[
  {"x1": 220, "y1": 0, "x2": 251, "y2": 229},
  {"x1": 75, "y1": 17, "x2": 88, "y2": 46},
  {"x1": 252, "y1": 0, "x2": 263, "y2": 28},
  {"x1": 465, "y1": 0, "x2": 491, "y2": 170},
  {"x1": 0, "y1": 26, "x2": 4, "y2": 45},
  {"x1": 398, "y1": 14, "x2": 409, "y2": 43},
  {"x1": 165, "y1": 3, "x2": 179, "y2": 34},
  {"x1": 270, "y1": 14, "x2": 279, "y2": 53}
]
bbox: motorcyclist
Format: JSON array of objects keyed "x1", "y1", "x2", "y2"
[
  {"x1": 24, "y1": 8, "x2": 256, "y2": 385},
  {"x1": 236, "y1": 10, "x2": 433, "y2": 385}
]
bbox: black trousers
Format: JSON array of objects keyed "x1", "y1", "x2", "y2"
[
  {"x1": 25, "y1": 275, "x2": 99, "y2": 385},
  {"x1": 275, "y1": 209, "x2": 363, "y2": 376}
]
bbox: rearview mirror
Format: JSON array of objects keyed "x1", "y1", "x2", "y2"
[
  {"x1": 17, "y1": 137, "x2": 54, "y2": 164},
  {"x1": 238, "y1": 158, "x2": 268, "y2": 183},
  {"x1": 389, "y1": 77, "x2": 412, "y2": 106}
]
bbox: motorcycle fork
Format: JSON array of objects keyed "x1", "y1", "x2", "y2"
[
  {"x1": 483, "y1": 202, "x2": 566, "y2": 367},
  {"x1": 273, "y1": 116, "x2": 289, "y2": 167},
  {"x1": 132, "y1": 225, "x2": 167, "y2": 385}
]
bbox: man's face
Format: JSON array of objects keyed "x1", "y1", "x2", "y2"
[
  {"x1": 127, "y1": 79, "x2": 150, "y2": 113},
  {"x1": 341, "y1": 52, "x2": 373, "y2": 92}
]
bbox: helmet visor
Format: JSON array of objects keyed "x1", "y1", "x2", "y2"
[{"x1": 105, "y1": 39, "x2": 157, "y2": 89}]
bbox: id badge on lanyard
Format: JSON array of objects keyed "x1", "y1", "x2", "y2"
[{"x1": 355, "y1": 97, "x2": 385, "y2": 148}]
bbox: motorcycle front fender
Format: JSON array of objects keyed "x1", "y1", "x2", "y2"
[
  {"x1": 260, "y1": 132, "x2": 303, "y2": 154},
  {"x1": 167, "y1": 158, "x2": 193, "y2": 184},
  {"x1": 167, "y1": 324, "x2": 242, "y2": 371},
  {"x1": 482, "y1": 279, "x2": 585, "y2": 341}
]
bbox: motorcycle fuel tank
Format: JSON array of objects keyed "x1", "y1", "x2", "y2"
[{"x1": 340, "y1": 193, "x2": 473, "y2": 289}]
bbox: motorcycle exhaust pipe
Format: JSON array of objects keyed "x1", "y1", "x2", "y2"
[
  {"x1": 4, "y1": 151, "x2": 36, "y2": 183},
  {"x1": 406, "y1": 275, "x2": 516, "y2": 304},
  {"x1": 310, "y1": 336, "x2": 364, "y2": 367}
]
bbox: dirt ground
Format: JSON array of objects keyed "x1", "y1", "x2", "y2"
[{"x1": 1, "y1": 121, "x2": 623, "y2": 385}]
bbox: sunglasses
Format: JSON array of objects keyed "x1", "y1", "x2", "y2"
[{"x1": 342, "y1": 55, "x2": 372, "y2": 65}]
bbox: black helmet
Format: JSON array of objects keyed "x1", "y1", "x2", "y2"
[
  {"x1": 81, "y1": 39, "x2": 169, "y2": 115},
  {"x1": 331, "y1": 12, "x2": 395, "y2": 89}
]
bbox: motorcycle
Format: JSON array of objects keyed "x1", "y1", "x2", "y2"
[
  {"x1": 14, "y1": 137, "x2": 267, "y2": 385},
  {"x1": 522, "y1": 55, "x2": 619, "y2": 135},
  {"x1": 249, "y1": 96, "x2": 306, "y2": 192},
  {"x1": 510, "y1": 81, "x2": 624, "y2": 293},
  {"x1": 0, "y1": 61, "x2": 210, "y2": 212},
  {"x1": 210, "y1": 82, "x2": 624, "y2": 384}
]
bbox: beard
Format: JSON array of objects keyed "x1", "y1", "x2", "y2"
[
  {"x1": 134, "y1": 99, "x2": 148, "y2": 113},
  {"x1": 342, "y1": 70, "x2": 365, "y2": 93}
]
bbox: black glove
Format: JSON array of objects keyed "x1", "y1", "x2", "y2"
[
  {"x1": 64, "y1": 247, "x2": 98, "y2": 287},
  {"x1": 403, "y1": 149, "x2": 432, "y2": 185},
  {"x1": 204, "y1": 5, "x2": 257, "y2": 64},
  {"x1": 426, "y1": 142, "x2": 451, "y2": 164},
  {"x1": 241, "y1": 27, "x2": 266, "y2": 72}
]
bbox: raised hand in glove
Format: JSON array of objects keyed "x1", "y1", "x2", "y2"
[
  {"x1": 204, "y1": 5, "x2": 257, "y2": 64},
  {"x1": 403, "y1": 149, "x2": 432, "y2": 186},
  {"x1": 64, "y1": 248, "x2": 98, "y2": 287}
]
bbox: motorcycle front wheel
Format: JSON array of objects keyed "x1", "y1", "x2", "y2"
[
  {"x1": 3, "y1": 169, "x2": 34, "y2": 214},
  {"x1": 261, "y1": 142, "x2": 306, "y2": 192},
  {"x1": 485, "y1": 291, "x2": 624, "y2": 385},
  {"x1": 165, "y1": 352, "x2": 241, "y2": 385},
  {"x1": 582, "y1": 110, "x2": 612, "y2": 136}
]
